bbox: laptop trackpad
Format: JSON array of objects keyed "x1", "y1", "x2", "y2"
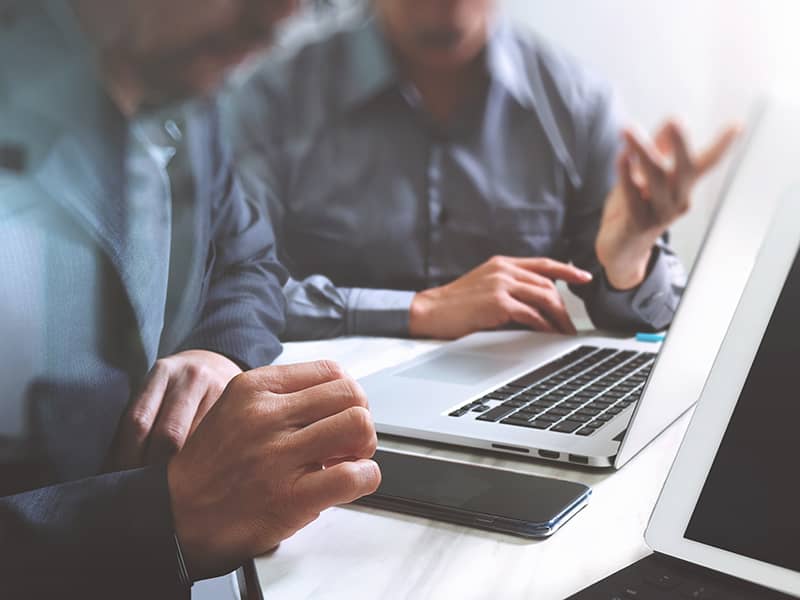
[{"x1": 395, "y1": 352, "x2": 520, "y2": 386}]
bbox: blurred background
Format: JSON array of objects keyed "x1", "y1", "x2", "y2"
[{"x1": 234, "y1": 0, "x2": 800, "y2": 273}]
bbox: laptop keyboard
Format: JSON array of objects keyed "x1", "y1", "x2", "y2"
[{"x1": 448, "y1": 345, "x2": 656, "y2": 437}]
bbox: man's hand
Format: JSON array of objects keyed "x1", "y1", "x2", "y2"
[
  {"x1": 111, "y1": 349, "x2": 242, "y2": 470},
  {"x1": 409, "y1": 256, "x2": 593, "y2": 340},
  {"x1": 596, "y1": 120, "x2": 740, "y2": 290},
  {"x1": 167, "y1": 360, "x2": 380, "y2": 579}
]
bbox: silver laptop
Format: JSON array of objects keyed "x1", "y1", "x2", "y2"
[
  {"x1": 361, "y1": 98, "x2": 800, "y2": 468},
  {"x1": 572, "y1": 192, "x2": 800, "y2": 598}
]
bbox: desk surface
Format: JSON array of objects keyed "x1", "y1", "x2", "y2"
[{"x1": 255, "y1": 335, "x2": 690, "y2": 600}]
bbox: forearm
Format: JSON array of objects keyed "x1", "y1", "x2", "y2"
[
  {"x1": 0, "y1": 465, "x2": 188, "y2": 599},
  {"x1": 180, "y1": 262, "x2": 286, "y2": 369},
  {"x1": 283, "y1": 276, "x2": 415, "y2": 340}
]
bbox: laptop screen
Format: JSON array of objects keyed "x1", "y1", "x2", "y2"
[{"x1": 684, "y1": 246, "x2": 800, "y2": 572}]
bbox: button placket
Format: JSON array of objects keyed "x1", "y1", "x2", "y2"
[{"x1": 427, "y1": 144, "x2": 444, "y2": 283}]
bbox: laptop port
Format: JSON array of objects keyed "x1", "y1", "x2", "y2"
[
  {"x1": 569, "y1": 454, "x2": 589, "y2": 465},
  {"x1": 491, "y1": 443, "x2": 530, "y2": 454},
  {"x1": 538, "y1": 450, "x2": 560, "y2": 460}
]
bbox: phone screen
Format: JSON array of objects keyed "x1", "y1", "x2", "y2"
[{"x1": 368, "y1": 450, "x2": 589, "y2": 525}]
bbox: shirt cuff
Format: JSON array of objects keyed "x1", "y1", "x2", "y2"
[
  {"x1": 344, "y1": 289, "x2": 416, "y2": 337},
  {"x1": 595, "y1": 246, "x2": 683, "y2": 332}
]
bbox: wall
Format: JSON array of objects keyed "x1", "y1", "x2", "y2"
[{"x1": 502, "y1": 0, "x2": 800, "y2": 266}]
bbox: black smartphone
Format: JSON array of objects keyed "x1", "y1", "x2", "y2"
[{"x1": 357, "y1": 449, "x2": 591, "y2": 538}]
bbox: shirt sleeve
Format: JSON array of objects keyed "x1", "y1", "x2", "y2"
[
  {"x1": 563, "y1": 83, "x2": 687, "y2": 333},
  {"x1": 225, "y1": 75, "x2": 416, "y2": 341},
  {"x1": 283, "y1": 276, "x2": 415, "y2": 340},
  {"x1": 0, "y1": 465, "x2": 190, "y2": 599},
  {"x1": 178, "y1": 104, "x2": 287, "y2": 368}
]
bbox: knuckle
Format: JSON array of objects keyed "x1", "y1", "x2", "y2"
[
  {"x1": 339, "y1": 377, "x2": 368, "y2": 409},
  {"x1": 488, "y1": 255, "x2": 506, "y2": 270},
  {"x1": 155, "y1": 424, "x2": 185, "y2": 455},
  {"x1": 339, "y1": 462, "x2": 370, "y2": 495},
  {"x1": 151, "y1": 359, "x2": 171, "y2": 377},
  {"x1": 346, "y1": 406, "x2": 375, "y2": 440},
  {"x1": 185, "y1": 362, "x2": 209, "y2": 382},
  {"x1": 129, "y1": 408, "x2": 152, "y2": 439},
  {"x1": 491, "y1": 290, "x2": 507, "y2": 305},
  {"x1": 318, "y1": 359, "x2": 346, "y2": 381}
]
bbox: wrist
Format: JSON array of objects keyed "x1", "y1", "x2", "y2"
[
  {"x1": 167, "y1": 456, "x2": 205, "y2": 580},
  {"x1": 409, "y1": 290, "x2": 436, "y2": 338},
  {"x1": 596, "y1": 233, "x2": 657, "y2": 291}
]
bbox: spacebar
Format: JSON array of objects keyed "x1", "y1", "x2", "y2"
[{"x1": 476, "y1": 405, "x2": 518, "y2": 422}]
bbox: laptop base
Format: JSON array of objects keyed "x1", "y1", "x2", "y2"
[{"x1": 568, "y1": 553, "x2": 794, "y2": 600}]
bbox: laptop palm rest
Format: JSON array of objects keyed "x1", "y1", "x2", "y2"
[{"x1": 394, "y1": 352, "x2": 522, "y2": 386}]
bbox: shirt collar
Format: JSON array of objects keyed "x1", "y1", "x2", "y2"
[
  {"x1": 338, "y1": 14, "x2": 537, "y2": 112},
  {"x1": 485, "y1": 17, "x2": 537, "y2": 110},
  {"x1": 338, "y1": 17, "x2": 398, "y2": 111}
]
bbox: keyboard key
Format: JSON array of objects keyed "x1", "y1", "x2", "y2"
[
  {"x1": 500, "y1": 416, "x2": 533, "y2": 426},
  {"x1": 644, "y1": 572, "x2": 683, "y2": 590},
  {"x1": 575, "y1": 427, "x2": 595, "y2": 436},
  {"x1": 680, "y1": 585, "x2": 716, "y2": 599},
  {"x1": 570, "y1": 413, "x2": 593, "y2": 423},
  {"x1": 548, "y1": 407, "x2": 572, "y2": 417},
  {"x1": 449, "y1": 407, "x2": 471, "y2": 417},
  {"x1": 551, "y1": 420, "x2": 583, "y2": 433},
  {"x1": 476, "y1": 404, "x2": 518, "y2": 422},
  {"x1": 471, "y1": 405, "x2": 490, "y2": 412},
  {"x1": 536, "y1": 412, "x2": 560, "y2": 423}
]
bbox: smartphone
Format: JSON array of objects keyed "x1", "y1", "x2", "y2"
[{"x1": 356, "y1": 449, "x2": 591, "y2": 538}]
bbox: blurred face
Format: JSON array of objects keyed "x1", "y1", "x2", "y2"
[
  {"x1": 374, "y1": 0, "x2": 496, "y2": 70},
  {"x1": 74, "y1": 0, "x2": 298, "y2": 108}
]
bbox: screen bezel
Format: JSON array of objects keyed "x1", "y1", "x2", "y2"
[{"x1": 645, "y1": 191, "x2": 800, "y2": 597}]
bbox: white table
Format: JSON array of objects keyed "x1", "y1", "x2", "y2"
[{"x1": 253, "y1": 335, "x2": 690, "y2": 600}]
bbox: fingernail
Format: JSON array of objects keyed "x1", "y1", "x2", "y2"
[{"x1": 579, "y1": 270, "x2": 593, "y2": 281}]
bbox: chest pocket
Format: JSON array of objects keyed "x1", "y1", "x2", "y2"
[{"x1": 491, "y1": 202, "x2": 564, "y2": 258}]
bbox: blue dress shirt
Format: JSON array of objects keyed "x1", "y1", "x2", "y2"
[{"x1": 229, "y1": 13, "x2": 686, "y2": 340}]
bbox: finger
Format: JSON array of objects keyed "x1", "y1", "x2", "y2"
[
  {"x1": 623, "y1": 127, "x2": 670, "y2": 176},
  {"x1": 290, "y1": 406, "x2": 377, "y2": 466},
  {"x1": 654, "y1": 122, "x2": 674, "y2": 156},
  {"x1": 246, "y1": 360, "x2": 348, "y2": 395},
  {"x1": 189, "y1": 383, "x2": 225, "y2": 437},
  {"x1": 623, "y1": 129, "x2": 672, "y2": 213},
  {"x1": 505, "y1": 263, "x2": 553, "y2": 288},
  {"x1": 667, "y1": 121, "x2": 694, "y2": 209},
  {"x1": 293, "y1": 459, "x2": 381, "y2": 513},
  {"x1": 695, "y1": 124, "x2": 741, "y2": 174},
  {"x1": 114, "y1": 364, "x2": 171, "y2": 470},
  {"x1": 507, "y1": 257, "x2": 593, "y2": 284},
  {"x1": 145, "y1": 373, "x2": 207, "y2": 464},
  {"x1": 617, "y1": 150, "x2": 643, "y2": 204},
  {"x1": 510, "y1": 282, "x2": 577, "y2": 335},
  {"x1": 503, "y1": 297, "x2": 556, "y2": 333},
  {"x1": 281, "y1": 377, "x2": 368, "y2": 428}
]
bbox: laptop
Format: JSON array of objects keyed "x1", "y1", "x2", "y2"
[
  {"x1": 360, "y1": 98, "x2": 800, "y2": 468},
  {"x1": 570, "y1": 193, "x2": 800, "y2": 599}
]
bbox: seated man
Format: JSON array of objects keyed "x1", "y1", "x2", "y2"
[
  {"x1": 230, "y1": 0, "x2": 737, "y2": 341},
  {"x1": 0, "y1": 0, "x2": 379, "y2": 597}
]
